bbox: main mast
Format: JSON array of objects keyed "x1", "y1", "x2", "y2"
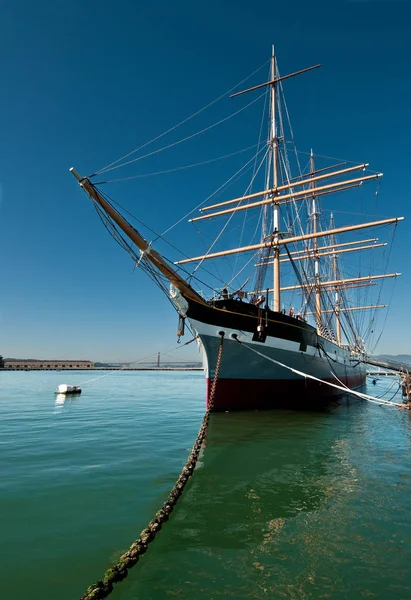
[
  {"x1": 70, "y1": 47, "x2": 403, "y2": 354},
  {"x1": 310, "y1": 150, "x2": 322, "y2": 331},
  {"x1": 331, "y1": 213, "x2": 342, "y2": 344},
  {"x1": 271, "y1": 47, "x2": 281, "y2": 312}
]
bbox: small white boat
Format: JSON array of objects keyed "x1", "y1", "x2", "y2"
[{"x1": 55, "y1": 384, "x2": 82, "y2": 395}]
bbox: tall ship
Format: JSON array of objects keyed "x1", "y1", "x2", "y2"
[{"x1": 70, "y1": 49, "x2": 403, "y2": 411}]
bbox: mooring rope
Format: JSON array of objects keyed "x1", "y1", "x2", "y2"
[
  {"x1": 78, "y1": 333, "x2": 225, "y2": 600},
  {"x1": 74, "y1": 337, "x2": 198, "y2": 388},
  {"x1": 234, "y1": 338, "x2": 408, "y2": 409}
]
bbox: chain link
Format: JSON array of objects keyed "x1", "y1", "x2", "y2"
[
  {"x1": 208, "y1": 332, "x2": 225, "y2": 412},
  {"x1": 78, "y1": 332, "x2": 225, "y2": 600}
]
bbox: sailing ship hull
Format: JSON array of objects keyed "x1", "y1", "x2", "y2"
[{"x1": 184, "y1": 297, "x2": 366, "y2": 411}]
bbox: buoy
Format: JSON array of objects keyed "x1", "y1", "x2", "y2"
[{"x1": 56, "y1": 384, "x2": 82, "y2": 395}]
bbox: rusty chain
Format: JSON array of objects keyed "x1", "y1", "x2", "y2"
[
  {"x1": 79, "y1": 332, "x2": 225, "y2": 600},
  {"x1": 207, "y1": 331, "x2": 225, "y2": 412}
]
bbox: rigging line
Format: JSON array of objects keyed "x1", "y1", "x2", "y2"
[
  {"x1": 77, "y1": 371, "x2": 118, "y2": 386},
  {"x1": 93, "y1": 203, "x2": 176, "y2": 299},
  {"x1": 279, "y1": 150, "x2": 305, "y2": 238},
  {"x1": 236, "y1": 339, "x2": 404, "y2": 408},
  {"x1": 282, "y1": 245, "x2": 316, "y2": 316},
  {"x1": 317, "y1": 266, "x2": 355, "y2": 345},
  {"x1": 252, "y1": 101, "x2": 272, "y2": 296},
  {"x1": 357, "y1": 244, "x2": 373, "y2": 337},
  {"x1": 94, "y1": 59, "x2": 270, "y2": 176},
  {"x1": 93, "y1": 204, "x2": 187, "y2": 306},
  {"x1": 373, "y1": 377, "x2": 400, "y2": 400},
  {"x1": 158, "y1": 143, "x2": 268, "y2": 240},
  {"x1": 292, "y1": 148, "x2": 366, "y2": 166},
  {"x1": 229, "y1": 211, "x2": 265, "y2": 290},
  {"x1": 251, "y1": 79, "x2": 270, "y2": 177},
  {"x1": 225, "y1": 250, "x2": 259, "y2": 288},
  {"x1": 130, "y1": 339, "x2": 200, "y2": 368},
  {"x1": 95, "y1": 185, "x2": 227, "y2": 287},
  {"x1": 187, "y1": 222, "x2": 227, "y2": 286},
  {"x1": 276, "y1": 83, "x2": 309, "y2": 253},
  {"x1": 243, "y1": 80, "x2": 281, "y2": 293},
  {"x1": 95, "y1": 144, "x2": 259, "y2": 184},
  {"x1": 96, "y1": 185, "x2": 164, "y2": 239},
  {"x1": 232, "y1": 82, "x2": 269, "y2": 282},
  {"x1": 369, "y1": 224, "x2": 397, "y2": 353},
  {"x1": 321, "y1": 346, "x2": 400, "y2": 402},
  {"x1": 95, "y1": 91, "x2": 267, "y2": 175},
  {"x1": 278, "y1": 71, "x2": 303, "y2": 177},
  {"x1": 383, "y1": 384, "x2": 402, "y2": 404},
  {"x1": 326, "y1": 254, "x2": 356, "y2": 346},
  {"x1": 232, "y1": 145, "x2": 270, "y2": 280},
  {"x1": 370, "y1": 269, "x2": 397, "y2": 355},
  {"x1": 191, "y1": 147, "x2": 270, "y2": 277},
  {"x1": 94, "y1": 195, "x2": 220, "y2": 297},
  {"x1": 187, "y1": 147, "x2": 268, "y2": 286}
]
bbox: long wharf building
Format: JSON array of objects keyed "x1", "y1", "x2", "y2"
[{"x1": 1, "y1": 358, "x2": 94, "y2": 370}]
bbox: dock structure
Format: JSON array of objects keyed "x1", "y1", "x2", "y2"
[
  {"x1": 365, "y1": 356, "x2": 411, "y2": 373},
  {"x1": 365, "y1": 356, "x2": 411, "y2": 406},
  {"x1": 401, "y1": 372, "x2": 411, "y2": 403},
  {"x1": 367, "y1": 371, "x2": 399, "y2": 377}
]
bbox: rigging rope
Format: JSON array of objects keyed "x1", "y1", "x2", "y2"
[
  {"x1": 92, "y1": 194, "x2": 223, "y2": 296},
  {"x1": 96, "y1": 144, "x2": 260, "y2": 184},
  {"x1": 94, "y1": 59, "x2": 270, "y2": 176},
  {"x1": 230, "y1": 80, "x2": 270, "y2": 286},
  {"x1": 94, "y1": 92, "x2": 266, "y2": 175},
  {"x1": 369, "y1": 224, "x2": 398, "y2": 354},
  {"x1": 158, "y1": 144, "x2": 268, "y2": 241},
  {"x1": 190, "y1": 147, "x2": 269, "y2": 278},
  {"x1": 234, "y1": 338, "x2": 408, "y2": 409},
  {"x1": 72, "y1": 338, "x2": 200, "y2": 388}
]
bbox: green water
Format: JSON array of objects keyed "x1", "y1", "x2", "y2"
[{"x1": 1, "y1": 371, "x2": 410, "y2": 599}]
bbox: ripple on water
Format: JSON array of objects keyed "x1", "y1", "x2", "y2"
[{"x1": 1, "y1": 371, "x2": 411, "y2": 600}]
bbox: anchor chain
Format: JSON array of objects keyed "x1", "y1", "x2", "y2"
[
  {"x1": 79, "y1": 332, "x2": 225, "y2": 600},
  {"x1": 208, "y1": 331, "x2": 225, "y2": 412}
]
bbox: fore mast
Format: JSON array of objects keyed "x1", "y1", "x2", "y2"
[{"x1": 270, "y1": 46, "x2": 281, "y2": 313}]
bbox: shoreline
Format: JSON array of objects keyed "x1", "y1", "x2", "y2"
[{"x1": 1, "y1": 367, "x2": 203, "y2": 372}]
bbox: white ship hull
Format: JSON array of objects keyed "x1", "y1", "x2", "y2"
[{"x1": 186, "y1": 299, "x2": 366, "y2": 411}]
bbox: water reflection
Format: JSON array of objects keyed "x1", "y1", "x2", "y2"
[
  {"x1": 168, "y1": 410, "x2": 338, "y2": 551},
  {"x1": 53, "y1": 393, "x2": 81, "y2": 412},
  {"x1": 122, "y1": 407, "x2": 366, "y2": 600},
  {"x1": 55, "y1": 393, "x2": 66, "y2": 405}
]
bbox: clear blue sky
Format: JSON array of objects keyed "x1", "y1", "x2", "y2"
[{"x1": 0, "y1": 0, "x2": 410, "y2": 362}]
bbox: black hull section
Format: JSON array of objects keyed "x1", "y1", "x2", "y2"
[
  {"x1": 186, "y1": 298, "x2": 318, "y2": 351},
  {"x1": 182, "y1": 297, "x2": 366, "y2": 412}
]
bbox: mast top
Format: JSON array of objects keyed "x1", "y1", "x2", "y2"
[
  {"x1": 69, "y1": 167, "x2": 83, "y2": 183},
  {"x1": 230, "y1": 63, "x2": 321, "y2": 99}
]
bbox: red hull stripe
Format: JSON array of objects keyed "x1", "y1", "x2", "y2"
[{"x1": 206, "y1": 374, "x2": 366, "y2": 411}]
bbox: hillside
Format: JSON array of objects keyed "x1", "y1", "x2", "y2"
[{"x1": 377, "y1": 354, "x2": 411, "y2": 364}]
